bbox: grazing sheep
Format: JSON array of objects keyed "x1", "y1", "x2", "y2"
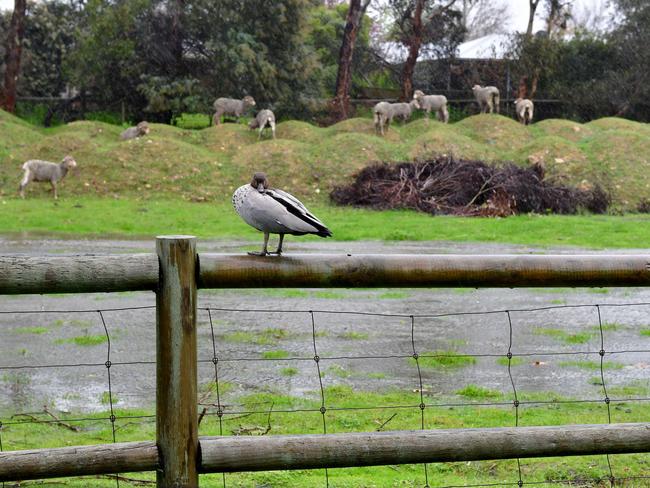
[
  {"x1": 249, "y1": 109, "x2": 276, "y2": 139},
  {"x1": 120, "y1": 121, "x2": 150, "y2": 140},
  {"x1": 413, "y1": 90, "x2": 449, "y2": 123},
  {"x1": 472, "y1": 85, "x2": 500, "y2": 114},
  {"x1": 19, "y1": 155, "x2": 77, "y2": 199},
  {"x1": 514, "y1": 98, "x2": 534, "y2": 125},
  {"x1": 373, "y1": 100, "x2": 420, "y2": 136},
  {"x1": 212, "y1": 96, "x2": 256, "y2": 125}
]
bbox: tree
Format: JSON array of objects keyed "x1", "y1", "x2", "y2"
[
  {"x1": 331, "y1": 0, "x2": 371, "y2": 121},
  {"x1": 459, "y1": 0, "x2": 511, "y2": 41},
  {"x1": 514, "y1": 0, "x2": 572, "y2": 99},
  {"x1": 527, "y1": 0, "x2": 541, "y2": 37},
  {"x1": 389, "y1": 0, "x2": 464, "y2": 100},
  {"x1": 602, "y1": 0, "x2": 650, "y2": 119},
  {"x1": 1, "y1": 0, "x2": 27, "y2": 113}
]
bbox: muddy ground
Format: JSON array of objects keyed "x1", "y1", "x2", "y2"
[{"x1": 1, "y1": 234, "x2": 650, "y2": 415}]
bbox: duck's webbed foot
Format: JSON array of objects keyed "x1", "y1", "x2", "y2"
[
  {"x1": 268, "y1": 234, "x2": 284, "y2": 256},
  {"x1": 248, "y1": 233, "x2": 270, "y2": 256}
]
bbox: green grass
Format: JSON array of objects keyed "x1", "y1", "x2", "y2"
[
  {"x1": 640, "y1": 328, "x2": 650, "y2": 337},
  {"x1": 412, "y1": 351, "x2": 477, "y2": 369},
  {"x1": 224, "y1": 328, "x2": 291, "y2": 346},
  {"x1": 6, "y1": 197, "x2": 650, "y2": 248},
  {"x1": 339, "y1": 331, "x2": 369, "y2": 340},
  {"x1": 1, "y1": 385, "x2": 649, "y2": 487},
  {"x1": 262, "y1": 350, "x2": 291, "y2": 359},
  {"x1": 533, "y1": 327, "x2": 594, "y2": 344},
  {"x1": 55, "y1": 334, "x2": 108, "y2": 346},
  {"x1": 13, "y1": 326, "x2": 49, "y2": 335},
  {"x1": 280, "y1": 367, "x2": 298, "y2": 376},
  {"x1": 496, "y1": 356, "x2": 525, "y2": 367},
  {"x1": 456, "y1": 384, "x2": 502, "y2": 399},
  {"x1": 558, "y1": 360, "x2": 625, "y2": 370}
]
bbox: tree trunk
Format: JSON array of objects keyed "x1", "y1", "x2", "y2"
[
  {"x1": 331, "y1": 0, "x2": 371, "y2": 121},
  {"x1": 1, "y1": 0, "x2": 27, "y2": 113},
  {"x1": 519, "y1": 0, "x2": 541, "y2": 99},
  {"x1": 526, "y1": 0, "x2": 540, "y2": 37},
  {"x1": 170, "y1": 0, "x2": 185, "y2": 75},
  {"x1": 400, "y1": 0, "x2": 425, "y2": 101}
]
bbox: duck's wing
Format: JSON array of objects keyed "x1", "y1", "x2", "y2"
[{"x1": 266, "y1": 188, "x2": 332, "y2": 237}]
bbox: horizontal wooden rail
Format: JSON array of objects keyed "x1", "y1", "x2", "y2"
[
  {"x1": 199, "y1": 423, "x2": 650, "y2": 471},
  {"x1": 1, "y1": 424, "x2": 649, "y2": 481},
  {"x1": 198, "y1": 253, "x2": 650, "y2": 289},
  {"x1": 2, "y1": 253, "x2": 650, "y2": 294},
  {"x1": 0, "y1": 441, "x2": 158, "y2": 481},
  {"x1": 0, "y1": 254, "x2": 158, "y2": 294}
]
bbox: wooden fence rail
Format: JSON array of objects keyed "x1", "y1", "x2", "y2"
[
  {"x1": 2, "y1": 424, "x2": 650, "y2": 482},
  {"x1": 2, "y1": 253, "x2": 650, "y2": 294},
  {"x1": 1, "y1": 236, "x2": 650, "y2": 486}
]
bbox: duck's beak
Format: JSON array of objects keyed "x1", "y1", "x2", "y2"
[{"x1": 257, "y1": 183, "x2": 265, "y2": 193}]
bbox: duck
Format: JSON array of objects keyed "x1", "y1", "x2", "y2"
[{"x1": 232, "y1": 172, "x2": 332, "y2": 256}]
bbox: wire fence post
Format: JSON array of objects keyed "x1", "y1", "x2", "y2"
[{"x1": 156, "y1": 236, "x2": 198, "y2": 488}]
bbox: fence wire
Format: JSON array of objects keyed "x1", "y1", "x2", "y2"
[
  {"x1": 196, "y1": 302, "x2": 650, "y2": 488},
  {"x1": 0, "y1": 301, "x2": 649, "y2": 487}
]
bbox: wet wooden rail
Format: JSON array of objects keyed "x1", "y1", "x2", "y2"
[
  {"x1": 2, "y1": 253, "x2": 650, "y2": 294},
  {"x1": 2, "y1": 424, "x2": 650, "y2": 481}
]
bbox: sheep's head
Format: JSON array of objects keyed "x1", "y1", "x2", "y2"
[
  {"x1": 413, "y1": 90, "x2": 424, "y2": 99},
  {"x1": 243, "y1": 96, "x2": 256, "y2": 107},
  {"x1": 248, "y1": 118, "x2": 259, "y2": 130},
  {"x1": 62, "y1": 155, "x2": 77, "y2": 169},
  {"x1": 250, "y1": 172, "x2": 268, "y2": 193},
  {"x1": 471, "y1": 84, "x2": 482, "y2": 92},
  {"x1": 136, "y1": 121, "x2": 150, "y2": 135}
]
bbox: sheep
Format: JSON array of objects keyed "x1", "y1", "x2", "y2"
[
  {"x1": 472, "y1": 85, "x2": 500, "y2": 114},
  {"x1": 19, "y1": 155, "x2": 77, "y2": 200},
  {"x1": 212, "y1": 96, "x2": 256, "y2": 125},
  {"x1": 248, "y1": 109, "x2": 276, "y2": 139},
  {"x1": 120, "y1": 121, "x2": 150, "y2": 140},
  {"x1": 514, "y1": 98, "x2": 534, "y2": 125},
  {"x1": 413, "y1": 89, "x2": 449, "y2": 123},
  {"x1": 373, "y1": 100, "x2": 420, "y2": 136}
]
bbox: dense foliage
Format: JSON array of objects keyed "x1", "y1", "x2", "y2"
[{"x1": 1, "y1": 0, "x2": 650, "y2": 123}]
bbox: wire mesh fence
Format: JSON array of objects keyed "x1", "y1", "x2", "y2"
[{"x1": 3, "y1": 289, "x2": 649, "y2": 486}]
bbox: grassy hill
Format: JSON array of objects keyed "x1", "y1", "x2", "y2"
[{"x1": 1, "y1": 109, "x2": 649, "y2": 210}]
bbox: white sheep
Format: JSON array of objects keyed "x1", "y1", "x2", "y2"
[
  {"x1": 120, "y1": 121, "x2": 150, "y2": 140},
  {"x1": 514, "y1": 98, "x2": 534, "y2": 125},
  {"x1": 212, "y1": 96, "x2": 256, "y2": 125},
  {"x1": 413, "y1": 90, "x2": 449, "y2": 123},
  {"x1": 248, "y1": 109, "x2": 276, "y2": 139},
  {"x1": 472, "y1": 85, "x2": 500, "y2": 114},
  {"x1": 19, "y1": 155, "x2": 77, "y2": 199},
  {"x1": 373, "y1": 100, "x2": 420, "y2": 136}
]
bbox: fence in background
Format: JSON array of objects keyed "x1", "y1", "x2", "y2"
[{"x1": 1, "y1": 237, "x2": 650, "y2": 487}]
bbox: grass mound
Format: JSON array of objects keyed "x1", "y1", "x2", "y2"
[
  {"x1": 533, "y1": 119, "x2": 594, "y2": 142},
  {"x1": 457, "y1": 114, "x2": 534, "y2": 152},
  {"x1": 0, "y1": 108, "x2": 649, "y2": 210},
  {"x1": 408, "y1": 126, "x2": 498, "y2": 162},
  {"x1": 330, "y1": 157, "x2": 609, "y2": 216},
  {"x1": 515, "y1": 136, "x2": 592, "y2": 184},
  {"x1": 276, "y1": 120, "x2": 323, "y2": 144}
]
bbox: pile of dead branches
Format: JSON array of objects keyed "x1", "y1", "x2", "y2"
[{"x1": 330, "y1": 157, "x2": 610, "y2": 216}]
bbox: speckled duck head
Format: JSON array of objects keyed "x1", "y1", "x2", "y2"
[{"x1": 251, "y1": 172, "x2": 269, "y2": 193}]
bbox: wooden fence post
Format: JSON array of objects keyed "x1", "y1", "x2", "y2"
[{"x1": 156, "y1": 236, "x2": 198, "y2": 487}]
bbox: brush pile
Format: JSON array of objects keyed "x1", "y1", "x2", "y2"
[{"x1": 330, "y1": 157, "x2": 610, "y2": 216}]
